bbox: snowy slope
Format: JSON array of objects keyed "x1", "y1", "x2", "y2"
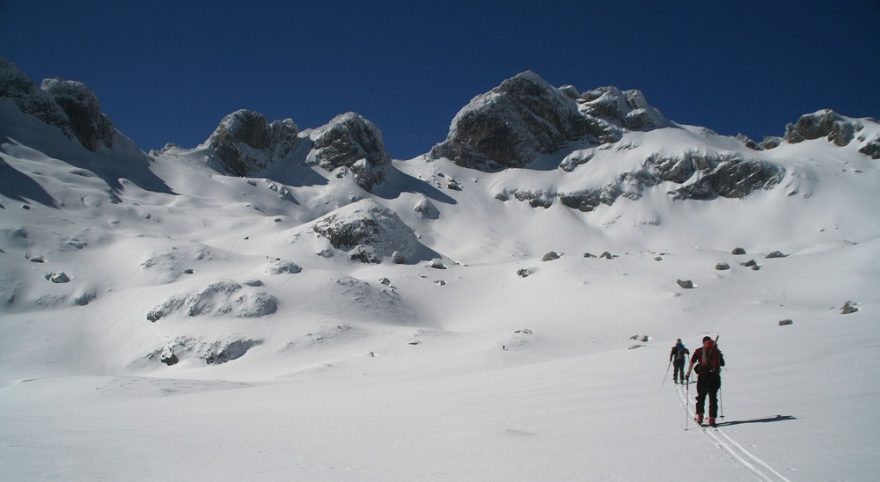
[{"x1": 1, "y1": 60, "x2": 879, "y2": 481}]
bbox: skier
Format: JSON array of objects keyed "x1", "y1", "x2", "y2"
[
  {"x1": 669, "y1": 339, "x2": 690, "y2": 384},
  {"x1": 686, "y1": 336, "x2": 725, "y2": 427}
]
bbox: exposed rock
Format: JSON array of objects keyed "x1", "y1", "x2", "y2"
[
  {"x1": 414, "y1": 198, "x2": 440, "y2": 219},
  {"x1": 741, "y1": 259, "x2": 758, "y2": 267},
  {"x1": 434, "y1": 280, "x2": 447, "y2": 286},
  {"x1": 736, "y1": 133, "x2": 763, "y2": 150},
  {"x1": 859, "y1": 137, "x2": 880, "y2": 159},
  {"x1": 841, "y1": 301, "x2": 859, "y2": 315},
  {"x1": 557, "y1": 85, "x2": 580, "y2": 99},
  {"x1": 514, "y1": 328, "x2": 534, "y2": 335},
  {"x1": 266, "y1": 259, "x2": 302, "y2": 275},
  {"x1": 542, "y1": 251, "x2": 561, "y2": 261},
  {"x1": 761, "y1": 136, "x2": 782, "y2": 149},
  {"x1": 71, "y1": 288, "x2": 97, "y2": 306},
  {"x1": 41, "y1": 78, "x2": 115, "y2": 151},
  {"x1": 431, "y1": 71, "x2": 600, "y2": 169},
  {"x1": 765, "y1": 250, "x2": 787, "y2": 259},
  {"x1": 45, "y1": 272, "x2": 70, "y2": 283},
  {"x1": 205, "y1": 109, "x2": 298, "y2": 176},
  {"x1": 778, "y1": 319, "x2": 794, "y2": 326},
  {"x1": 428, "y1": 258, "x2": 447, "y2": 269},
  {"x1": 559, "y1": 152, "x2": 593, "y2": 172},
  {"x1": 146, "y1": 280, "x2": 277, "y2": 321},
  {"x1": 517, "y1": 268, "x2": 532, "y2": 278},
  {"x1": 715, "y1": 263, "x2": 730, "y2": 270},
  {"x1": 599, "y1": 251, "x2": 616, "y2": 259},
  {"x1": 446, "y1": 180, "x2": 463, "y2": 191},
  {"x1": 28, "y1": 255, "x2": 46, "y2": 263},
  {"x1": 583, "y1": 252, "x2": 595, "y2": 258},
  {"x1": 0, "y1": 57, "x2": 70, "y2": 134},
  {"x1": 578, "y1": 86, "x2": 667, "y2": 131},
  {"x1": 731, "y1": 247, "x2": 747, "y2": 255},
  {"x1": 378, "y1": 277, "x2": 391, "y2": 286},
  {"x1": 784, "y1": 110, "x2": 858, "y2": 146},
  {"x1": 309, "y1": 112, "x2": 390, "y2": 191},
  {"x1": 150, "y1": 336, "x2": 262, "y2": 366},
  {"x1": 676, "y1": 279, "x2": 694, "y2": 289},
  {"x1": 311, "y1": 199, "x2": 432, "y2": 264}
]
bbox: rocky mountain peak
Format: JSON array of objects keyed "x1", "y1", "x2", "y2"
[
  {"x1": 308, "y1": 112, "x2": 390, "y2": 192},
  {"x1": 40, "y1": 78, "x2": 116, "y2": 151},
  {"x1": 431, "y1": 71, "x2": 667, "y2": 170},
  {"x1": 204, "y1": 109, "x2": 299, "y2": 176},
  {"x1": 784, "y1": 109, "x2": 859, "y2": 146}
]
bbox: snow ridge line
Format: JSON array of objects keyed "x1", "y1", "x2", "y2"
[{"x1": 675, "y1": 385, "x2": 793, "y2": 482}]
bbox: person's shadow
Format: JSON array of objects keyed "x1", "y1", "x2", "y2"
[{"x1": 717, "y1": 415, "x2": 796, "y2": 427}]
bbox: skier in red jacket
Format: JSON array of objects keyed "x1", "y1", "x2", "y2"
[{"x1": 686, "y1": 336, "x2": 725, "y2": 427}]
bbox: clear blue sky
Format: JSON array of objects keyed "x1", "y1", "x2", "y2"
[{"x1": 2, "y1": 0, "x2": 878, "y2": 159}]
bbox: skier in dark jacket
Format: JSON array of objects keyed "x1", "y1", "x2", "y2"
[
  {"x1": 669, "y1": 339, "x2": 690, "y2": 384},
  {"x1": 686, "y1": 336, "x2": 725, "y2": 427}
]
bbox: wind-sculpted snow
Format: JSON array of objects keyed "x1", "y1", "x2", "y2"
[
  {"x1": 310, "y1": 199, "x2": 436, "y2": 264},
  {"x1": 146, "y1": 280, "x2": 278, "y2": 321}
]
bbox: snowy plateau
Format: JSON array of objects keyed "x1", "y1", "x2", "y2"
[{"x1": 1, "y1": 57, "x2": 879, "y2": 481}]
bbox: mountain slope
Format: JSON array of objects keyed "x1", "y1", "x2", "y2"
[{"x1": 1, "y1": 58, "x2": 878, "y2": 481}]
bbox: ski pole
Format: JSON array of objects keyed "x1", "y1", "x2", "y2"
[
  {"x1": 685, "y1": 375, "x2": 689, "y2": 430},
  {"x1": 661, "y1": 358, "x2": 673, "y2": 388}
]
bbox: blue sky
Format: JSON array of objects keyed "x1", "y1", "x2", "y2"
[{"x1": 2, "y1": 0, "x2": 878, "y2": 159}]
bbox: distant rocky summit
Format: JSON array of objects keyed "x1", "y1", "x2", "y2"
[
  {"x1": 0, "y1": 57, "x2": 117, "y2": 151},
  {"x1": 204, "y1": 109, "x2": 299, "y2": 176},
  {"x1": 307, "y1": 112, "x2": 390, "y2": 191},
  {"x1": 431, "y1": 71, "x2": 666, "y2": 170}
]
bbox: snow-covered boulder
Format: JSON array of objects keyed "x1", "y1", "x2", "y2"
[
  {"x1": 146, "y1": 280, "x2": 278, "y2": 321},
  {"x1": 265, "y1": 259, "x2": 302, "y2": 275},
  {"x1": 40, "y1": 78, "x2": 116, "y2": 151},
  {"x1": 307, "y1": 112, "x2": 390, "y2": 191},
  {"x1": 784, "y1": 109, "x2": 858, "y2": 146},
  {"x1": 431, "y1": 71, "x2": 597, "y2": 170},
  {"x1": 148, "y1": 336, "x2": 263, "y2": 366},
  {"x1": 204, "y1": 109, "x2": 299, "y2": 176},
  {"x1": 311, "y1": 199, "x2": 434, "y2": 264},
  {"x1": 414, "y1": 198, "x2": 440, "y2": 219}
]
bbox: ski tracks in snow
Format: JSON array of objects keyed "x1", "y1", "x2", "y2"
[{"x1": 675, "y1": 385, "x2": 793, "y2": 482}]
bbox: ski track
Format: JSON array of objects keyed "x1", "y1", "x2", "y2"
[{"x1": 675, "y1": 385, "x2": 793, "y2": 482}]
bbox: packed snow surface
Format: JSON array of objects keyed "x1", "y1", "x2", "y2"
[{"x1": 1, "y1": 70, "x2": 880, "y2": 481}]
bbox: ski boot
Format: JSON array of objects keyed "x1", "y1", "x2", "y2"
[
  {"x1": 694, "y1": 413, "x2": 704, "y2": 425},
  {"x1": 708, "y1": 417, "x2": 717, "y2": 427}
]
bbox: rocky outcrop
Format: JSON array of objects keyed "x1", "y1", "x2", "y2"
[
  {"x1": 506, "y1": 151, "x2": 784, "y2": 212},
  {"x1": 431, "y1": 71, "x2": 671, "y2": 170},
  {"x1": 311, "y1": 199, "x2": 433, "y2": 264},
  {"x1": 859, "y1": 137, "x2": 880, "y2": 159},
  {"x1": 205, "y1": 109, "x2": 299, "y2": 176},
  {"x1": 784, "y1": 109, "x2": 859, "y2": 146},
  {"x1": 0, "y1": 58, "x2": 120, "y2": 152},
  {"x1": 431, "y1": 71, "x2": 604, "y2": 170},
  {"x1": 577, "y1": 86, "x2": 666, "y2": 131},
  {"x1": 146, "y1": 280, "x2": 277, "y2": 321},
  {"x1": 149, "y1": 336, "x2": 262, "y2": 366},
  {"x1": 0, "y1": 58, "x2": 69, "y2": 130},
  {"x1": 41, "y1": 78, "x2": 116, "y2": 151},
  {"x1": 308, "y1": 112, "x2": 390, "y2": 191}
]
